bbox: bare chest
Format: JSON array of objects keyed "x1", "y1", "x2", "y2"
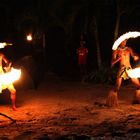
[{"x1": 118, "y1": 49, "x2": 130, "y2": 57}]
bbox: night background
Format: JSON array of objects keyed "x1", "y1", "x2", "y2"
[
  {"x1": 1, "y1": 0, "x2": 140, "y2": 139},
  {"x1": 0, "y1": 0, "x2": 139, "y2": 81},
  {"x1": 0, "y1": 0, "x2": 140, "y2": 84}
]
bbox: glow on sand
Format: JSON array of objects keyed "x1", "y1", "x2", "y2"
[{"x1": 112, "y1": 31, "x2": 140, "y2": 50}]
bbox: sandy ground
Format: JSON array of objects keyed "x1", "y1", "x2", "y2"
[{"x1": 0, "y1": 74, "x2": 140, "y2": 139}]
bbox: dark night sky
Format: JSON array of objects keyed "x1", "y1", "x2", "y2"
[{"x1": 0, "y1": 0, "x2": 140, "y2": 75}]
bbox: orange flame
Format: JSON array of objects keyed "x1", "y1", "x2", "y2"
[{"x1": 0, "y1": 68, "x2": 21, "y2": 85}]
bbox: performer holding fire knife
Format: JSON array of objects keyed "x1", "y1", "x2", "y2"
[
  {"x1": 0, "y1": 52, "x2": 17, "y2": 110},
  {"x1": 106, "y1": 39, "x2": 140, "y2": 107}
]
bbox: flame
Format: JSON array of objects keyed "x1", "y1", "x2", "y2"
[
  {"x1": 27, "y1": 34, "x2": 32, "y2": 41},
  {"x1": 127, "y1": 68, "x2": 140, "y2": 78},
  {"x1": 0, "y1": 42, "x2": 12, "y2": 48},
  {"x1": 0, "y1": 68, "x2": 21, "y2": 84},
  {"x1": 112, "y1": 31, "x2": 140, "y2": 50}
]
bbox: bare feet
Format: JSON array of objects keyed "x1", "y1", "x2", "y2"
[{"x1": 12, "y1": 106, "x2": 17, "y2": 111}]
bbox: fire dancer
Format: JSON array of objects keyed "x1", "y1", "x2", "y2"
[
  {"x1": 106, "y1": 39, "x2": 140, "y2": 106},
  {"x1": 0, "y1": 52, "x2": 17, "y2": 110}
]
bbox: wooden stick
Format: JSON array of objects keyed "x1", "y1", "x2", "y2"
[{"x1": 0, "y1": 113, "x2": 16, "y2": 124}]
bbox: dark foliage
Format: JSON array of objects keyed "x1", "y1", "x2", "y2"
[{"x1": 83, "y1": 64, "x2": 118, "y2": 85}]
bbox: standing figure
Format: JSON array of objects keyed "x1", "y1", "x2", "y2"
[
  {"x1": 0, "y1": 52, "x2": 17, "y2": 110},
  {"x1": 106, "y1": 39, "x2": 140, "y2": 107},
  {"x1": 77, "y1": 35, "x2": 88, "y2": 77}
]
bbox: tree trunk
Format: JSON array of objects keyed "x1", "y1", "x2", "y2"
[
  {"x1": 114, "y1": 4, "x2": 121, "y2": 41},
  {"x1": 93, "y1": 16, "x2": 101, "y2": 69}
]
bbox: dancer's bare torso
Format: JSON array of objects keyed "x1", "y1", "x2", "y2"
[
  {"x1": 117, "y1": 47, "x2": 131, "y2": 68},
  {"x1": 112, "y1": 46, "x2": 138, "y2": 69}
]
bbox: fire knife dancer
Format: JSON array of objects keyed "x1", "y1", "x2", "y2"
[
  {"x1": 106, "y1": 39, "x2": 140, "y2": 107},
  {"x1": 0, "y1": 52, "x2": 17, "y2": 110}
]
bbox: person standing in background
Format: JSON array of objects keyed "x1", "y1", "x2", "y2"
[{"x1": 77, "y1": 35, "x2": 88, "y2": 78}]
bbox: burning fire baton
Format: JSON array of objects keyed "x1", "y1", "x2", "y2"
[
  {"x1": 0, "y1": 65, "x2": 21, "y2": 93},
  {"x1": 112, "y1": 31, "x2": 140, "y2": 50},
  {"x1": 0, "y1": 68, "x2": 21, "y2": 89},
  {"x1": 0, "y1": 42, "x2": 12, "y2": 49}
]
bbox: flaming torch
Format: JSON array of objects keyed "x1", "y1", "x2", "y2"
[
  {"x1": 127, "y1": 68, "x2": 140, "y2": 78},
  {"x1": 0, "y1": 42, "x2": 12, "y2": 49},
  {"x1": 26, "y1": 34, "x2": 32, "y2": 41}
]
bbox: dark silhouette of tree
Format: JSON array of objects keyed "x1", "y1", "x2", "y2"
[
  {"x1": 2, "y1": 0, "x2": 140, "y2": 75},
  {"x1": 114, "y1": 0, "x2": 140, "y2": 41}
]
